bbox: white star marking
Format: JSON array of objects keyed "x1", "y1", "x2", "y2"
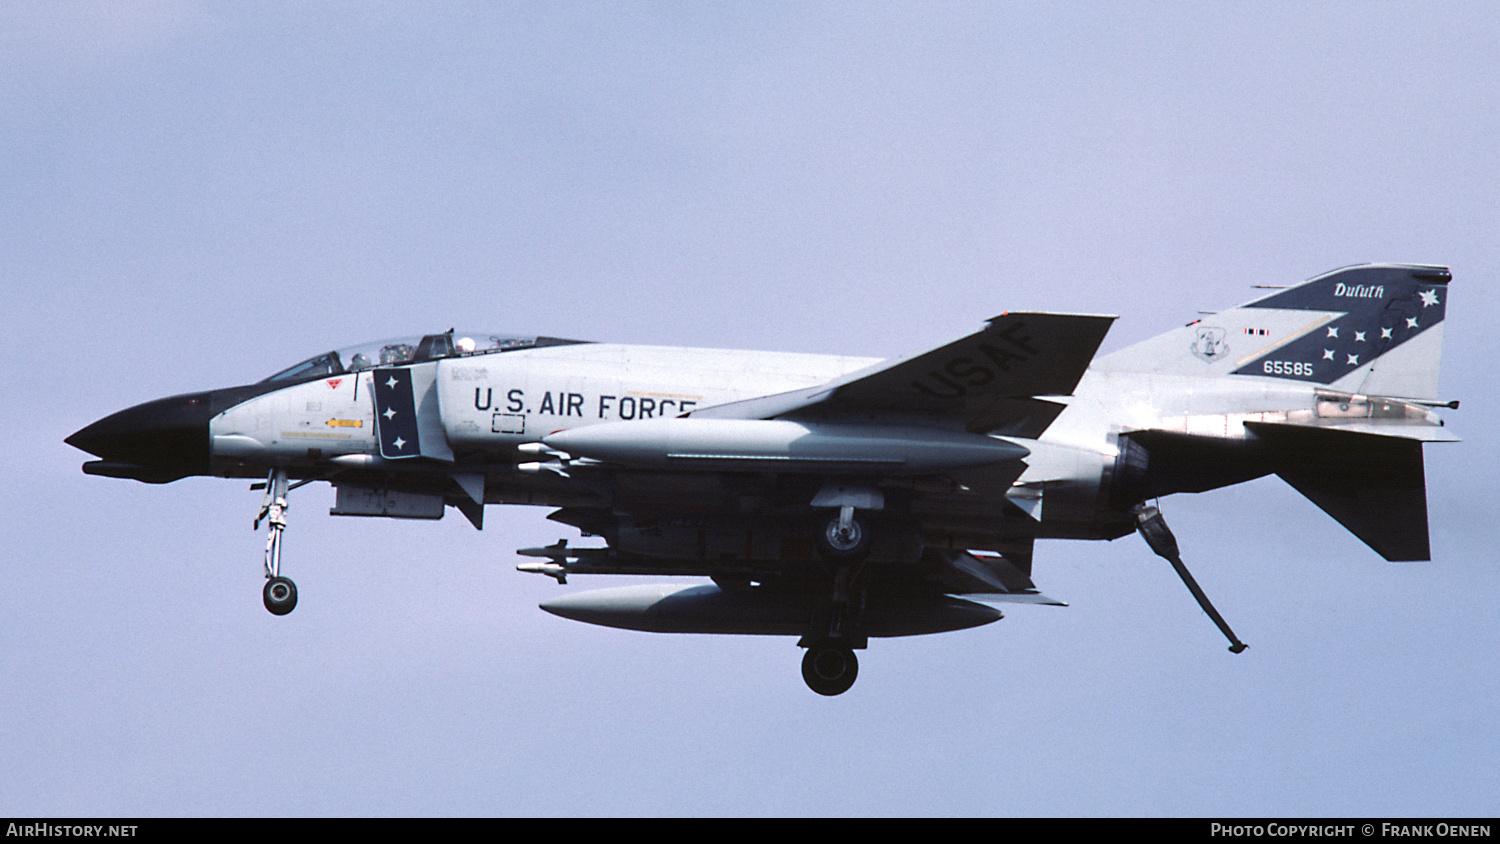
[
  {"x1": 1354, "y1": 331, "x2": 1366, "y2": 342},
  {"x1": 392, "y1": 437, "x2": 406, "y2": 450},
  {"x1": 1323, "y1": 349, "x2": 1335, "y2": 360},
  {"x1": 383, "y1": 408, "x2": 396, "y2": 420},
  {"x1": 1418, "y1": 289, "x2": 1440, "y2": 307},
  {"x1": 1381, "y1": 327, "x2": 1393, "y2": 339},
  {"x1": 386, "y1": 376, "x2": 399, "y2": 389},
  {"x1": 1347, "y1": 354, "x2": 1360, "y2": 365},
  {"x1": 1327, "y1": 327, "x2": 1339, "y2": 338},
  {"x1": 1406, "y1": 317, "x2": 1419, "y2": 329}
]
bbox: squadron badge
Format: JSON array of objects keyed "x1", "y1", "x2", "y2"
[{"x1": 1191, "y1": 326, "x2": 1229, "y2": 362}]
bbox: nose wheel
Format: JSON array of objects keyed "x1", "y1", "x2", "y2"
[{"x1": 263, "y1": 576, "x2": 298, "y2": 615}]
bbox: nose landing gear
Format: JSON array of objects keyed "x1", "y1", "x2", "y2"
[{"x1": 255, "y1": 468, "x2": 298, "y2": 616}]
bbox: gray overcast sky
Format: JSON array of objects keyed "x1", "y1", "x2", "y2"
[{"x1": 4, "y1": 2, "x2": 1497, "y2": 816}]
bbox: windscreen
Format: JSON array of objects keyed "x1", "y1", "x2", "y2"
[{"x1": 261, "y1": 332, "x2": 588, "y2": 382}]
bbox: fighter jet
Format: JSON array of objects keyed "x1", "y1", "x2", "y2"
[{"x1": 67, "y1": 264, "x2": 1457, "y2": 695}]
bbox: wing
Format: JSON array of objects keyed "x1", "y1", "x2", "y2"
[{"x1": 687, "y1": 312, "x2": 1115, "y2": 436}]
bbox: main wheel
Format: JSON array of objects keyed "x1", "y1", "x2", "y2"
[
  {"x1": 801, "y1": 642, "x2": 859, "y2": 696},
  {"x1": 814, "y1": 510, "x2": 873, "y2": 563},
  {"x1": 263, "y1": 576, "x2": 298, "y2": 616}
]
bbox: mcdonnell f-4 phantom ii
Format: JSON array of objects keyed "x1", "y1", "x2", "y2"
[{"x1": 67, "y1": 264, "x2": 1457, "y2": 694}]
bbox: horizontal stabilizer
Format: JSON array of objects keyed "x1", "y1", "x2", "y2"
[{"x1": 1248, "y1": 422, "x2": 1431, "y2": 561}]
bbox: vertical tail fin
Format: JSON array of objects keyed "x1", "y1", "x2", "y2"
[
  {"x1": 1097, "y1": 265, "x2": 1455, "y2": 562},
  {"x1": 1097, "y1": 264, "x2": 1450, "y2": 400}
]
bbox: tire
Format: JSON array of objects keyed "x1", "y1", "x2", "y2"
[
  {"x1": 801, "y1": 642, "x2": 858, "y2": 696},
  {"x1": 263, "y1": 576, "x2": 298, "y2": 616}
]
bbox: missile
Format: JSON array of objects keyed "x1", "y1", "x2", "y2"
[
  {"x1": 540, "y1": 583, "x2": 1003, "y2": 637},
  {"x1": 540, "y1": 419, "x2": 1027, "y2": 474}
]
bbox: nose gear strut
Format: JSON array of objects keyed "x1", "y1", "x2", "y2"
[{"x1": 255, "y1": 468, "x2": 300, "y2": 615}]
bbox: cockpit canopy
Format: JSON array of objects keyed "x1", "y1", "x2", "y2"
[{"x1": 261, "y1": 330, "x2": 588, "y2": 383}]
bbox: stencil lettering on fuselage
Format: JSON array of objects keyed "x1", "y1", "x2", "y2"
[{"x1": 490, "y1": 389, "x2": 699, "y2": 421}]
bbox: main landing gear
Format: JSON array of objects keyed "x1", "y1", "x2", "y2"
[
  {"x1": 801, "y1": 507, "x2": 872, "y2": 695},
  {"x1": 798, "y1": 570, "x2": 865, "y2": 696},
  {"x1": 256, "y1": 468, "x2": 298, "y2": 615}
]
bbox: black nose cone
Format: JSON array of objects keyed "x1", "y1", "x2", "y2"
[{"x1": 67, "y1": 391, "x2": 214, "y2": 482}]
